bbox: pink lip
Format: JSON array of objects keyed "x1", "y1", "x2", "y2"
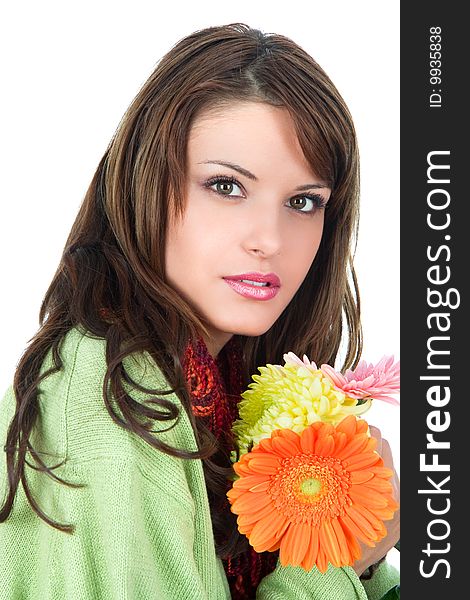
[
  {"x1": 223, "y1": 272, "x2": 281, "y2": 287},
  {"x1": 223, "y1": 272, "x2": 281, "y2": 301}
]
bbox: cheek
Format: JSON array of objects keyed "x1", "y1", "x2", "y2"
[
  {"x1": 185, "y1": 197, "x2": 237, "y2": 254},
  {"x1": 165, "y1": 218, "x2": 193, "y2": 279},
  {"x1": 166, "y1": 205, "x2": 224, "y2": 275},
  {"x1": 287, "y1": 221, "x2": 324, "y2": 272}
]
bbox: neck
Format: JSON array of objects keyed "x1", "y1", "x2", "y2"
[{"x1": 202, "y1": 332, "x2": 234, "y2": 360}]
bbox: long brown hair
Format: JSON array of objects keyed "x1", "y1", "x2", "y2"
[{"x1": 0, "y1": 23, "x2": 362, "y2": 560}]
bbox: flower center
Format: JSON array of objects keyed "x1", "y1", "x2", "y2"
[
  {"x1": 300, "y1": 477, "x2": 322, "y2": 496},
  {"x1": 267, "y1": 454, "x2": 351, "y2": 525}
]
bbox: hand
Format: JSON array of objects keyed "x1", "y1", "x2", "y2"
[{"x1": 352, "y1": 426, "x2": 400, "y2": 577}]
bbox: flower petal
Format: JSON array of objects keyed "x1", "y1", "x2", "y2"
[
  {"x1": 353, "y1": 503, "x2": 388, "y2": 535},
  {"x1": 355, "y1": 419, "x2": 369, "y2": 434},
  {"x1": 331, "y1": 517, "x2": 352, "y2": 565},
  {"x1": 231, "y1": 490, "x2": 272, "y2": 514},
  {"x1": 349, "y1": 470, "x2": 374, "y2": 484},
  {"x1": 335, "y1": 433, "x2": 369, "y2": 461},
  {"x1": 249, "y1": 480, "x2": 271, "y2": 493},
  {"x1": 368, "y1": 465, "x2": 394, "y2": 478},
  {"x1": 362, "y1": 477, "x2": 393, "y2": 494},
  {"x1": 233, "y1": 461, "x2": 253, "y2": 476},
  {"x1": 345, "y1": 505, "x2": 379, "y2": 540},
  {"x1": 249, "y1": 509, "x2": 286, "y2": 551},
  {"x1": 333, "y1": 431, "x2": 348, "y2": 454},
  {"x1": 336, "y1": 415, "x2": 357, "y2": 438},
  {"x1": 371, "y1": 506, "x2": 396, "y2": 521},
  {"x1": 280, "y1": 522, "x2": 310, "y2": 567},
  {"x1": 258, "y1": 437, "x2": 274, "y2": 452},
  {"x1": 271, "y1": 434, "x2": 301, "y2": 458},
  {"x1": 341, "y1": 520, "x2": 363, "y2": 560},
  {"x1": 231, "y1": 474, "x2": 268, "y2": 491},
  {"x1": 319, "y1": 519, "x2": 342, "y2": 567},
  {"x1": 301, "y1": 528, "x2": 319, "y2": 571},
  {"x1": 343, "y1": 452, "x2": 381, "y2": 471},
  {"x1": 247, "y1": 455, "x2": 282, "y2": 474},
  {"x1": 316, "y1": 547, "x2": 329, "y2": 573},
  {"x1": 349, "y1": 485, "x2": 389, "y2": 510},
  {"x1": 339, "y1": 512, "x2": 376, "y2": 546},
  {"x1": 265, "y1": 537, "x2": 282, "y2": 552},
  {"x1": 300, "y1": 424, "x2": 317, "y2": 453},
  {"x1": 291, "y1": 522, "x2": 312, "y2": 565},
  {"x1": 237, "y1": 501, "x2": 275, "y2": 527},
  {"x1": 314, "y1": 434, "x2": 335, "y2": 456}
]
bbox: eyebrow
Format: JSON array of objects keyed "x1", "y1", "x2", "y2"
[{"x1": 198, "y1": 160, "x2": 329, "y2": 191}]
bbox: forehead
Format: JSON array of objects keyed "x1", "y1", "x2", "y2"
[{"x1": 187, "y1": 101, "x2": 322, "y2": 182}]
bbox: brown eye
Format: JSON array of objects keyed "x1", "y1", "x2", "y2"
[
  {"x1": 289, "y1": 196, "x2": 315, "y2": 213},
  {"x1": 290, "y1": 197, "x2": 308, "y2": 209},
  {"x1": 205, "y1": 176, "x2": 244, "y2": 197},
  {"x1": 217, "y1": 181, "x2": 235, "y2": 195},
  {"x1": 288, "y1": 194, "x2": 327, "y2": 215}
]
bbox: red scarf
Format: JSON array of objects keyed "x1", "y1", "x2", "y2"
[{"x1": 183, "y1": 335, "x2": 279, "y2": 599}]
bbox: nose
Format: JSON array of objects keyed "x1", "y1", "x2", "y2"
[{"x1": 241, "y1": 201, "x2": 282, "y2": 258}]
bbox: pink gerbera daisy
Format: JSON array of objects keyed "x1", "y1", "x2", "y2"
[
  {"x1": 283, "y1": 351, "x2": 318, "y2": 373},
  {"x1": 321, "y1": 356, "x2": 400, "y2": 406}
]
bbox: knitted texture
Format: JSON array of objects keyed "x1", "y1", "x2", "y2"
[
  {"x1": 0, "y1": 326, "x2": 399, "y2": 599},
  {"x1": 182, "y1": 335, "x2": 279, "y2": 599}
]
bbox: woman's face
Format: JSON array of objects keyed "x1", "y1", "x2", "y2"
[{"x1": 165, "y1": 101, "x2": 331, "y2": 357}]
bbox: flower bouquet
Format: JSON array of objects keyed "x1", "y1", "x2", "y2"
[{"x1": 227, "y1": 353, "x2": 400, "y2": 574}]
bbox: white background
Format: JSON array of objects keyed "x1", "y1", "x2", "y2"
[{"x1": 0, "y1": 0, "x2": 399, "y2": 570}]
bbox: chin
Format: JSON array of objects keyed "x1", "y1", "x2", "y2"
[{"x1": 230, "y1": 322, "x2": 276, "y2": 338}]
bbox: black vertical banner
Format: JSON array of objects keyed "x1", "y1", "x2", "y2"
[{"x1": 401, "y1": 2, "x2": 467, "y2": 597}]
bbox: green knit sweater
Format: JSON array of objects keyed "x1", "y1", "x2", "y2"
[{"x1": 0, "y1": 326, "x2": 399, "y2": 599}]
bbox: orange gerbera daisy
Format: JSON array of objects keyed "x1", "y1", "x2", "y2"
[{"x1": 227, "y1": 415, "x2": 399, "y2": 573}]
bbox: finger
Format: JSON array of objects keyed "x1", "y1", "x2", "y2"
[
  {"x1": 380, "y1": 438, "x2": 393, "y2": 464},
  {"x1": 368, "y1": 425, "x2": 383, "y2": 454},
  {"x1": 379, "y1": 438, "x2": 401, "y2": 501}
]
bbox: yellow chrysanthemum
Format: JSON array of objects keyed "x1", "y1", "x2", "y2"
[{"x1": 233, "y1": 360, "x2": 371, "y2": 456}]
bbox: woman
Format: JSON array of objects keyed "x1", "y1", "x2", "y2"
[{"x1": 0, "y1": 23, "x2": 399, "y2": 599}]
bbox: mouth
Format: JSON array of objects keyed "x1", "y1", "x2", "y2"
[
  {"x1": 222, "y1": 274, "x2": 281, "y2": 301},
  {"x1": 223, "y1": 272, "x2": 281, "y2": 288}
]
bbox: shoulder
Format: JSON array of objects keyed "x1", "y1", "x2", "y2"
[
  {"x1": 61, "y1": 327, "x2": 202, "y2": 512},
  {"x1": 1, "y1": 327, "x2": 201, "y2": 519},
  {"x1": 65, "y1": 326, "x2": 197, "y2": 460},
  {"x1": 57, "y1": 326, "x2": 170, "y2": 397},
  {"x1": 2, "y1": 326, "x2": 197, "y2": 466}
]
